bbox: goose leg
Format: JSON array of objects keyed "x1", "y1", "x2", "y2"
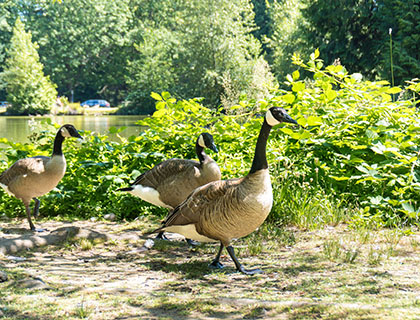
[
  {"x1": 155, "y1": 232, "x2": 169, "y2": 241},
  {"x1": 32, "y1": 198, "x2": 40, "y2": 218},
  {"x1": 209, "y1": 243, "x2": 224, "y2": 269},
  {"x1": 226, "y1": 245, "x2": 263, "y2": 275},
  {"x1": 25, "y1": 203, "x2": 36, "y2": 231},
  {"x1": 25, "y1": 200, "x2": 46, "y2": 232}
]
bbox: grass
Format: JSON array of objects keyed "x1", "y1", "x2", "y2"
[
  {"x1": 270, "y1": 175, "x2": 353, "y2": 229},
  {"x1": 0, "y1": 219, "x2": 419, "y2": 319}
]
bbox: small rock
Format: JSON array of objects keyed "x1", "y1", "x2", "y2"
[
  {"x1": 0, "y1": 271, "x2": 8, "y2": 282},
  {"x1": 104, "y1": 213, "x2": 116, "y2": 221},
  {"x1": 143, "y1": 239, "x2": 155, "y2": 249},
  {"x1": 15, "y1": 278, "x2": 50, "y2": 290},
  {"x1": 127, "y1": 239, "x2": 155, "y2": 253},
  {"x1": 6, "y1": 256, "x2": 26, "y2": 262},
  {"x1": 90, "y1": 217, "x2": 98, "y2": 222}
]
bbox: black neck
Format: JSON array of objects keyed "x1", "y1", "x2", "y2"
[
  {"x1": 52, "y1": 130, "x2": 64, "y2": 156},
  {"x1": 195, "y1": 138, "x2": 208, "y2": 163},
  {"x1": 249, "y1": 119, "x2": 272, "y2": 174}
]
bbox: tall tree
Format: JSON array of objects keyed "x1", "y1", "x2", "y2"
[
  {"x1": 300, "y1": 0, "x2": 380, "y2": 78},
  {"x1": 0, "y1": 0, "x2": 18, "y2": 100},
  {"x1": 0, "y1": 18, "x2": 57, "y2": 115},
  {"x1": 266, "y1": 0, "x2": 308, "y2": 81},
  {"x1": 126, "y1": 0, "x2": 274, "y2": 113},
  {"x1": 290, "y1": 0, "x2": 419, "y2": 85},
  {"x1": 373, "y1": 0, "x2": 420, "y2": 86},
  {"x1": 22, "y1": 0, "x2": 135, "y2": 104},
  {"x1": 250, "y1": 0, "x2": 274, "y2": 58}
]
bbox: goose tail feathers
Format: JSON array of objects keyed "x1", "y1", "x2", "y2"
[{"x1": 117, "y1": 187, "x2": 134, "y2": 192}]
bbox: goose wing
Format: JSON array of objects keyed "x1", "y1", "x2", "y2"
[
  {"x1": 162, "y1": 177, "x2": 243, "y2": 227},
  {"x1": 133, "y1": 158, "x2": 200, "y2": 189},
  {"x1": 0, "y1": 156, "x2": 50, "y2": 185}
]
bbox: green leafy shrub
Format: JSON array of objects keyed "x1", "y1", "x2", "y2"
[
  {"x1": 279, "y1": 50, "x2": 420, "y2": 227},
  {"x1": 0, "y1": 19, "x2": 57, "y2": 115}
]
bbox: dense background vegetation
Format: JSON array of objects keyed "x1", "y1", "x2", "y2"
[
  {"x1": 0, "y1": 0, "x2": 419, "y2": 114},
  {"x1": 0, "y1": 1, "x2": 419, "y2": 227},
  {"x1": 0, "y1": 55, "x2": 419, "y2": 227}
]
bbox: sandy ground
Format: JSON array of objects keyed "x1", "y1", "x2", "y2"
[{"x1": 0, "y1": 219, "x2": 419, "y2": 319}]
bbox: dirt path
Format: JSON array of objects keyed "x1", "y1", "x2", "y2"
[{"x1": 1, "y1": 219, "x2": 419, "y2": 319}]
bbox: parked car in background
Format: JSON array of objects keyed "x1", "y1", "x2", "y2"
[
  {"x1": 81, "y1": 99, "x2": 110, "y2": 108},
  {"x1": 0, "y1": 101, "x2": 10, "y2": 108}
]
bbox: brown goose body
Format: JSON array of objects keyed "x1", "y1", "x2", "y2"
[
  {"x1": 119, "y1": 132, "x2": 220, "y2": 210},
  {"x1": 163, "y1": 169, "x2": 272, "y2": 244},
  {"x1": 131, "y1": 156, "x2": 221, "y2": 209},
  {"x1": 1, "y1": 155, "x2": 66, "y2": 201},
  {"x1": 151, "y1": 107, "x2": 297, "y2": 274},
  {"x1": 0, "y1": 124, "x2": 82, "y2": 231}
]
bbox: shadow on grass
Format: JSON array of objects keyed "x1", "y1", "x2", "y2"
[
  {"x1": 139, "y1": 298, "x2": 240, "y2": 320},
  {"x1": 0, "y1": 290, "x2": 67, "y2": 320},
  {"x1": 0, "y1": 307, "x2": 58, "y2": 320},
  {"x1": 284, "y1": 304, "x2": 377, "y2": 320},
  {"x1": 0, "y1": 227, "x2": 33, "y2": 235},
  {"x1": 143, "y1": 259, "x2": 218, "y2": 279}
]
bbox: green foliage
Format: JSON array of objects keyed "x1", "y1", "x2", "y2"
[
  {"x1": 125, "y1": 0, "x2": 273, "y2": 112},
  {"x1": 121, "y1": 26, "x2": 179, "y2": 114},
  {"x1": 0, "y1": 0, "x2": 14, "y2": 73},
  {"x1": 298, "y1": 0, "x2": 380, "y2": 79},
  {"x1": 284, "y1": 52, "x2": 420, "y2": 226},
  {"x1": 374, "y1": 0, "x2": 420, "y2": 86},
  {"x1": 0, "y1": 121, "x2": 157, "y2": 221},
  {"x1": 285, "y1": 0, "x2": 420, "y2": 87},
  {"x1": 2, "y1": 0, "x2": 419, "y2": 115},
  {"x1": 0, "y1": 18, "x2": 57, "y2": 115},
  {"x1": 250, "y1": 0, "x2": 273, "y2": 44},
  {"x1": 22, "y1": 0, "x2": 134, "y2": 104},
  {"x1": 266, "y1": 0, "x2": 308, "y2": 80}
]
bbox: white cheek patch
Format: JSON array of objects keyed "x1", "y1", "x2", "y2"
[
  {"x1": 198, "y1": 135, "x2": 206, "y2": 148},
  {"x1": 265, "y1": 109, "x2": 280, "y2": 127},
  {"x1": 130, "y1": 185, "x2": 172, "y2": 209},
  {"x1": 61, "y1": 127, "x2": 71, "y2": 138}
]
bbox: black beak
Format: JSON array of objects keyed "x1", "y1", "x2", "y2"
[
  {"x1": 209, "y1": 143, "x2": 218, "y2": 153},
  {"x1": 284, "y1": 113, "x2": 298, "y2": 125},
  {"x1": 74, "y1": 131, "x2": 83, "y2": 139}
]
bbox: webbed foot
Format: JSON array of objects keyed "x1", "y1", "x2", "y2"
[
  {"x1": 226, "y1": 245, "x2": 263, "y2": 276},
  {"x1": 209, "y1": 260, "x2": 224, "y2": 269},
  {"x1": 238, "y1": 266, "x2": 263, "y2": 275},
  {"x1": 186, "y1": 238, "x2": 200, "y2": 246}
]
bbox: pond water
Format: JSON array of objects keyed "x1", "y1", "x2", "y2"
[{"x1": 0, "y1": 115, "x2": 146, "y2": 144}]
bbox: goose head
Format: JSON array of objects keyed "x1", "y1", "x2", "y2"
[
  {"x1": 198, "y1": 133, "x2": 218, "y2": 153},
  {"x1": 60, "y1": 124, "x2": 83, "y2": 139},
  {"x1": 265, "y1": 107, "x2": 297, "y2": 127}
]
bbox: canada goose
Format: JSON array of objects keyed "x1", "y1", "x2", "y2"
[
  {"x1": 0, "y1": 124, "x2": 82, "y2": 231},
  {"x1": 148, "y1": 107, "x2": 298, "y2": 275},
  {"x1": 118, "y1": 132, "x2": 221, "y2": 241}
]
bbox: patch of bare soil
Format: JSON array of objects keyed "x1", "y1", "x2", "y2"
[{"x1": 0, "y1": 219, "x2": 419, "y2": 320}]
